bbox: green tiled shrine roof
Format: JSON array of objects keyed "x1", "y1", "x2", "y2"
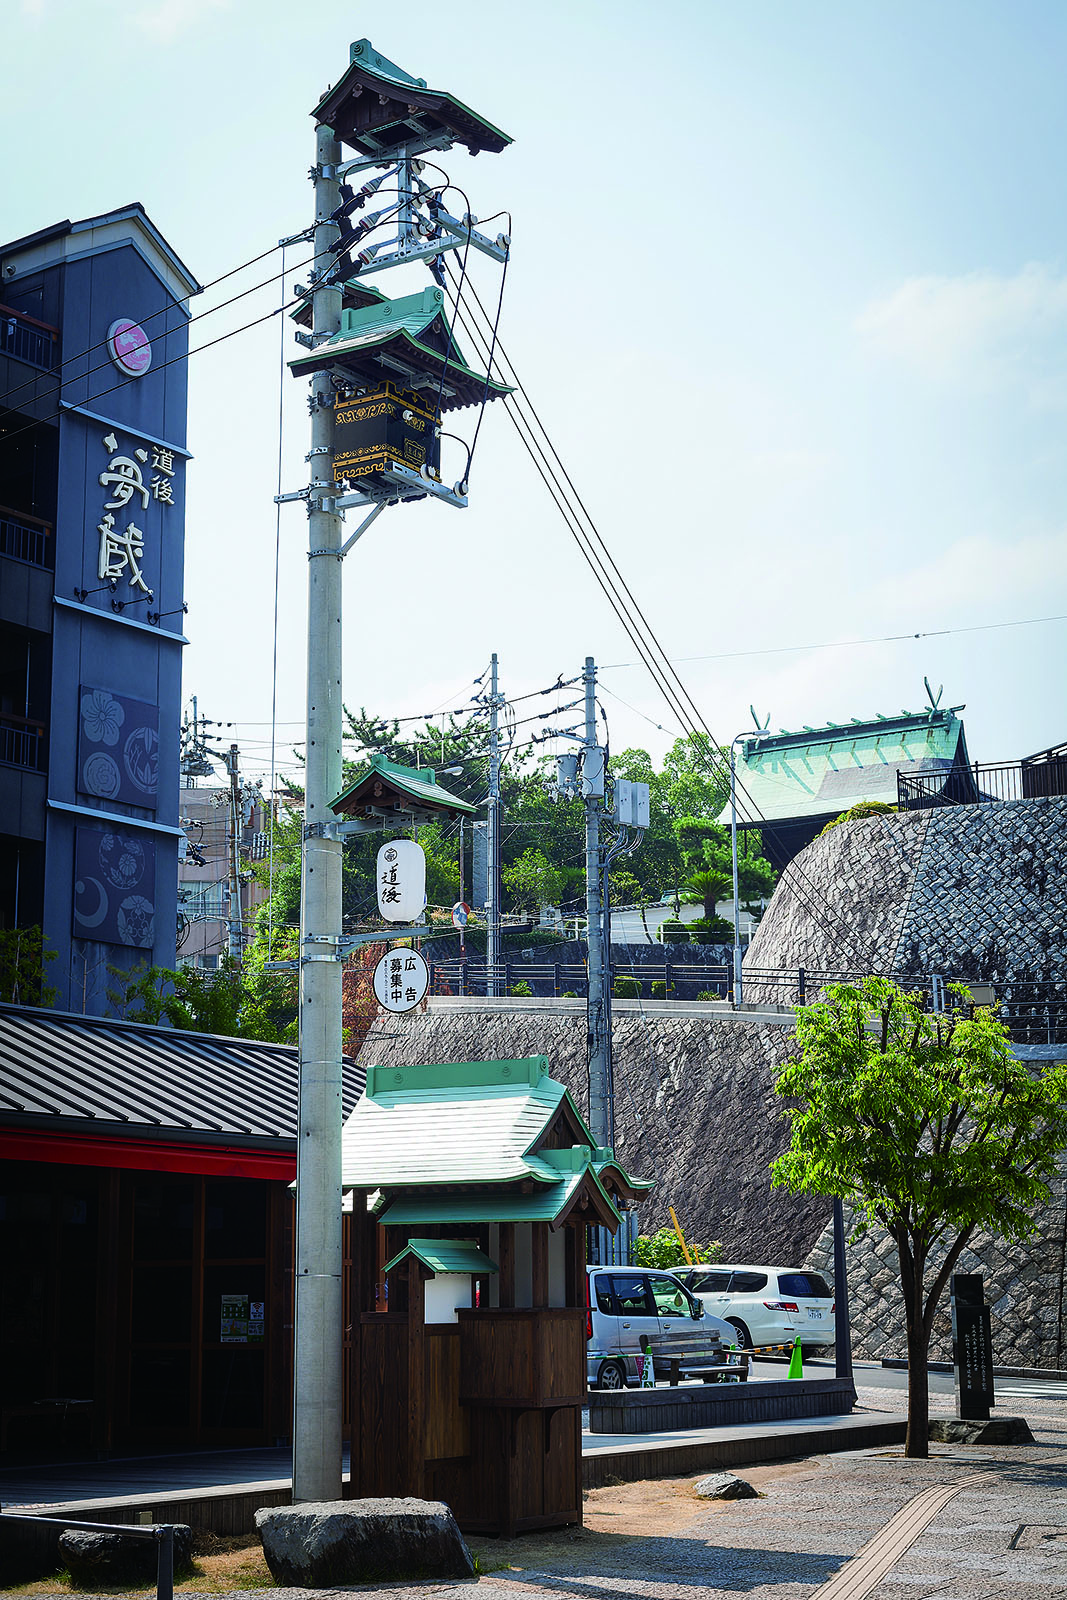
[
  {"x1": 384, "y1": 1237, "x2": 498, "y2": 1276},
  {"x1": 332, "y1": 752, "x2": 475, "y2": 818},
  {"x1": 718, "y1": 706, "x2": 969, "y2": 826}
]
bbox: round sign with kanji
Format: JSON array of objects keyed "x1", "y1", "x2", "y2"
[
  {"x1": 372, "y1": 947, "x2": 429, "y2": 1013},
  {"x1": 106, "y1": 318, "x2": 152, "y2": 378}
]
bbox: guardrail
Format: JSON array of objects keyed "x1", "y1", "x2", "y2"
[
  {"x1": 0, "y1": 304, "x2": 59, "y2": 370},
  {"x1": 0, "y1": 1509, "x2": 175, "y2": 1600},
  {"x1": 0, "y1": 506, "x2": 53, "y2": 568},
  {"x1": 898, "y1": 755, "x2": 1067, "y2": 810},
  {"x1": 428, "y1": 960, "x2": 731, "y2": 1000},
  {"x1": 0, "y1": 714, "x2": 46, "y2": 771}
]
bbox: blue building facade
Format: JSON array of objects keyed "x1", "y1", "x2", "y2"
[{"x1": 0, "y1": 205, "x2": 200, "y2": 1013}]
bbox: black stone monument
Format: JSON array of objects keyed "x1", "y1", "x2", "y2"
[{"x1": 951, "y1": 1272, "x2": 994, "y2": 1421}]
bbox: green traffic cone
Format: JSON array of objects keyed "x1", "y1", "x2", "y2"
[{"x1": 786, "y1": 1338, "x2": 803, "y2": 1380}]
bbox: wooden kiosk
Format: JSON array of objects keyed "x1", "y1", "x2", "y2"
[{"x1": 341, "y1": 1055, "x2": 650, "y2": 1536}]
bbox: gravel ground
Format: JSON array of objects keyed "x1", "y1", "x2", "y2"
[{"x1": 14, "y1": 1390, "x2": 1067, "y2": 1600}]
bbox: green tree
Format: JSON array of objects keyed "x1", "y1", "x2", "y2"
[
  {"x1": 0, "y1": 926, "x2": 57, "y2": 1007},
  {"x1": 684, "y1": 869, "x2": 732, "y2": 922},
  {"x1": 634, "y1": 1228, "x2": 723, "y2": 1269},
  {"x1": 502, "y1": 848, "x2": 564, "y2": 913},
  {"x1": 771, "y1": 977, "x2": 1067, "y2": 1457},
  {"x1": 106, "y1": 954, "x2": 296, "y2": 1042}
]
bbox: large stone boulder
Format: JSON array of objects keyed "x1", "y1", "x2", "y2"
[
  {"x1": 255, "y1": 1498, "x2": 473, "y2": 1586},
  {"x1": 59, "y1": 1525, "x2": 193, "y2": 1585},
  {"x1": 929, "y1": 1415, "x2": 1035, "y2": 1445}
]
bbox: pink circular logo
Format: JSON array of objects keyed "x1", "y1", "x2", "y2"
[{"x1": 106, "y1": 319, "x2": 152, "y2": 378}]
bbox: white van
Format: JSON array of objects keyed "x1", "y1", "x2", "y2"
[
  {"x1": 585, "y1": 1265, "x2": 743, "y2": 1389},
  {"x1": 675, "y1": 1264, "x2": 835, "y2": 1350}
]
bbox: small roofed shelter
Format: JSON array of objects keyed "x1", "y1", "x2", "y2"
[
  {"x1": 341, "y1": 1055, "x2": 651, "y2": 1537},
  {"x1": 331, "y1": 752, "x2": 476, "y2": 833},
  {"x1": 288, "y1": 284, "x2": 511, "y2": 414},
  {"x1": 311, "y1": 38, "x2": 512, "y2": 161},
  {"x1": 721, "y1": 703, "x2": 973, "y2": 865}
]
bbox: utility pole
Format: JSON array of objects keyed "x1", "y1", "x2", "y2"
[
  {"x1": 292, "y1": 120, "x2": 345, "y2": 1505},
  {"x1": 486, "y1": 652, "x2": 502, "y2": 996},
  {"x1": 583, "y1": 656, "x2": 610, "y2": 1152},
  {"x1": 224, "y1": 742, "x2": 245, "y2": 963}
]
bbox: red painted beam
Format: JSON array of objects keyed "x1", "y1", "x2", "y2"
[{"x1": 0, "y1": 1128, "x2": 296, "y2": 1180}]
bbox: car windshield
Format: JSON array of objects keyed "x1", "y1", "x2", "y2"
[{"x1": 778, "y1": 1272, "x2": 831, "y2": 1298}]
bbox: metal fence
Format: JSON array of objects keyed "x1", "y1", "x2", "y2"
[
  {"x1": 0, "y1": 1510, "x2": 176, "y2": 1600},
  {"x1": 427, "y1": 960, "x2": 1067, "y2": 1044},
  {"x1": 899, "y1": 755, "x2": 1067, "y2": 810},
  {"x1": 0, "y1": 307, "x2": 57, "y2": 369},
  {"x1": 0, "y1": 511, "x2": 52, "y2": 568},
  {"x1": 0, "y1": 716, "x2": 45, "y2": 771},
  {"x1": 428, "y1": 960, "x2": 731, "y2": 1001}
]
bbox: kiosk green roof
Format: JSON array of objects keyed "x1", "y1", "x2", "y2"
[
  {"x1": 384, "y1": 1237, "x2": 498, "y2": 1276},
  {"x1": 341, "y1": 1056, "x2": 652, "y2": 1230},
  {"x1": 289, "y1": 285, "x2": 511, "y2": 413}
]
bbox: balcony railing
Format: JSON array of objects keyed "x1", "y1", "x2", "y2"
[
  {"x1": 0, "y1": 505, "x2": 53, "y2": 568},
  {"x1": 0, "y1": 303, "x2": 59, "y2": 370},
  {"x1": 0, "y1": 713, "x2": 46, "y2": 771},
  {"x1": 898, "y1": 753, "x2": 1067, "y2": 810}
]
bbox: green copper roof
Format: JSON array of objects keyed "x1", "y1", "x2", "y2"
[
  {"x1": 312, "y1": 39, "x2": 512, "y2": 159},
  {"x1": 719, "y1": 707, "x2": 969, "y2": 825},
  {"x1": 342, "y1": 1056, "x2": 579, "y2": 1190},
  {"x1": 378, "y1": 1174, "x2": 597, "y2": 1228},
  {"x1": 384, "y1": 1237, "x2": 497, "y2": 1276},
  {"x1": 332, "y1": 752, "x2": 475, "y2": 819},
  {"x1": 289, "y1": 286, "x2": 511, "y2": 413}
]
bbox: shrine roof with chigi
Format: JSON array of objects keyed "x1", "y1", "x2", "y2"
[
  {"x1": 331, "y1": 752, "x2": 476, "y2": 823},
  {"x1": 289, "y1": 285, "x2": 511, "y2": 412},
  {"x1": 312, "y1": 39, "x2": 512, "y2": 159},
  {"x1": 719, "y1": 704, "x2": 970, "y2": 826},
  {"x1": 340, "y1": 1056, "x2": 652, "y2": 1230}
]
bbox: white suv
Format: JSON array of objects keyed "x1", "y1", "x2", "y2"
[{"x1": 675, "y1": 1264, "x2": 835, "y2": 1350}]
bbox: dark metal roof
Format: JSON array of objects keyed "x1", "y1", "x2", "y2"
[{"x1": 0, "y1": 1002, "x2": 362, "y2": 1145}]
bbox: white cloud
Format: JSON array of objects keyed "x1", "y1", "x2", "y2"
[{"x1": 856, "y1": 264, "x2": 1067, "y2": 387}]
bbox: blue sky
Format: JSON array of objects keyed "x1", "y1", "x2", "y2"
[{"x1": 3, "y1": 0, "x2": 1065, "y2": 782}]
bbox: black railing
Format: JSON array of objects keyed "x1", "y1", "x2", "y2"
[
  {"x1": 0, "y1": 1510, "x2": 175, "y2": 1600},
  {"x1": 0, "y1": 715, "x2": 46, "y2": 771},
  {"x1": 899, "y1": 755, "x2": 1067, "y2": 810},
  {"x1": 425, "y1": 961, "x2": 1067, "y2": 1045},
  {"x1": 428, "y1": 960, "x2": 731, "y2": 1001},
  {"x1": 0, "y1": 510, "x2": 53, "y2": 568},
  {"x1": 0, "y1": 305, "x2": 58, "y2": 369}
]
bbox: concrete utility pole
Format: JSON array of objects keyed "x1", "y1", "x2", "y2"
[
  {"x1": 583, "y1": 655, "x2": 610, "y2": 1151},
  {"x1": 292, "y1": 120, "x2": 345, "y2": 1505},
  {"x1": 486, "y1": 652, "x2": 502, "y2": 996},
  {"x1": 224, "y1": 742, "x2": 244, "y2": 963}
]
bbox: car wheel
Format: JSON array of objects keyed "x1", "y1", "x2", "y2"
[
  {"x1": 595, "y1": 1359, "x2": 627, "y2": 1391},
  {"x1": 727, "y1": 1317, "x2": 752, "y2": 1350}
]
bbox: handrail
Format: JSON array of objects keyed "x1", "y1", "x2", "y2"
[
  {"x1": 0, "y1": 1509, "x2": 174, "y2": 1600},
  {"x1": 0, "y1": 503, "x2": 53, "y2": 532}
]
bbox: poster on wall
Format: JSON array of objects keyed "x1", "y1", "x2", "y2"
[
  {"x1": 73, "y1": 827, "x2": 157, "y2": 948},
  {"x1": 78, "y1": 686, "x2": 160, "y2": 810},
  {"x1": 221, "y1": 1293, "x2": 249, "y2": 1343}
]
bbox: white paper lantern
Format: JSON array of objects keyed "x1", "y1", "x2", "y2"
[{"x1": 377, "y1": 839, "x2": 426, "y2": 922}]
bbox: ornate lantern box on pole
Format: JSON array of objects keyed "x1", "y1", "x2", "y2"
[{"x1": 341, "y1": 1055, "x2": 651, "y2": 1537}]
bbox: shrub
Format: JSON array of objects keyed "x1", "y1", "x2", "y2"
[
  {"x1": 562, "y1": 990, "x2": 578, "y2": 998},
  {"x1": 509, "y1": 980, "x2": 533, "y2": 997},
  {"x1": 612, "y1": 976, "x2": 640, "y2": 998},
  {"x1": 650, "y1": 980, "x2": 670, "y2": 1000},
  {"x1": 634, "y1": 1228, "x2": 724, "y2": 1268},
  {"x1": 819, "y1": 799, "x2": 897, "y2": 836},
  {"x1": 659, "y1": 920, "x2": 689, "y2": 943},
  {"x1": 696, "y1": 989, "x2": 717, "y2": 1001},
  {"x1": 687, "y1": 916, "x2": 734, "y2": 938}
]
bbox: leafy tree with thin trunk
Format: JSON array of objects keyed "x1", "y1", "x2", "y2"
[{"x1": 771, "y1": 976, "x2": 1067, "y2": 1457}]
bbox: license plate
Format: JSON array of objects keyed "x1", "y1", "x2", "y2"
[{"x1": 807, "y1": 1309, "x2": 823, "y2": 1320}]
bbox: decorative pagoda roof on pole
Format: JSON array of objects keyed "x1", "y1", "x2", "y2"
[
  {"x1": 289, "y1": 285, "x2": 511, "y2": 413},
  {"x1": 341, "y1": 1056, "x2": 652, "y2": 1230},
  {"x1": 312, "y1": 39, "x2": 512, "y2": 159},
  {"x1": 331, "y1": 752, "x2": 476, "y2": 826}
]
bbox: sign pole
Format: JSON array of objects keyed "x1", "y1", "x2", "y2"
[{"x1": 292, "y1": 119, "x2": 345, "y2": 1504}]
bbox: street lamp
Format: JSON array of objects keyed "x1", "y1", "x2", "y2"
[{"x1": 729, "y1": 726, "x2": 770, "y2": 1007}]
